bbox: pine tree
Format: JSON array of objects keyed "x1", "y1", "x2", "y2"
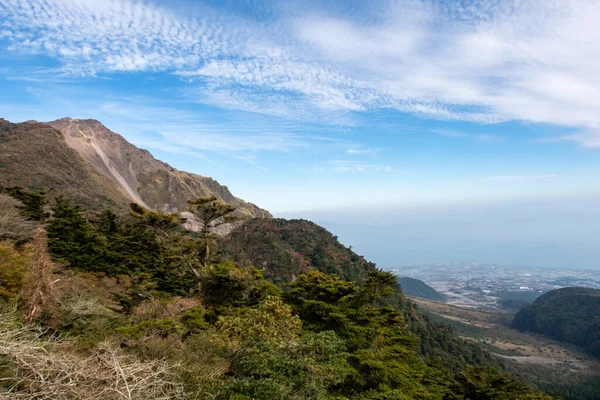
[
  {"x1": 187, "y1": 196, "x2": 238, "y2": 269},
  {"x1": 46, "y1": 196, "x2": 93, "y2": 268},
  {"x1": 2, "y1": 186, "x2": 49, "y2": 221}
]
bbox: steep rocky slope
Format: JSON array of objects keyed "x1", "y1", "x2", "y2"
[
  {"x1": 0, "y1": 119, "x2": 132, "y2": 210},
  {"x1": 47, "y1": 118, "x2": 270, "y2": 222}
]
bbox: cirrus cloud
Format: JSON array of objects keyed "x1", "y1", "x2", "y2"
[{"x1": 1, "y1": 0, "x2": 600, "y2": 147}]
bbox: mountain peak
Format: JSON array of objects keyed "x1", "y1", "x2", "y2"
[
  {"x1": 1, "y1": 117, "x2": 269, "y2": 225},
  {"x1": 44, "y1": 117, "x2": 270, "y2": 220}
]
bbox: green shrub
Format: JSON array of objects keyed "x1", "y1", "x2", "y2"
[
  {"x1": 57, "y1": 294, "x2": 125, "y2": 345},
  {"x1": 0, "y1": 242, "x2": 27, "y2": 300},
  {"x1": 179, "y1": 306, "x2": 209, "y2": 334}
]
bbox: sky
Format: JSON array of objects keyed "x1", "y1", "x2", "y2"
[{"x1": 1, "y1": 0, "x2": 600, "y2": 269}]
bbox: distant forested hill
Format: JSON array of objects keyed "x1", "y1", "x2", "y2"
[
  {"x1": 512, "y1": 287, "x2": 600, "y2": 357},
  {"x1": 399, "y1": 277, "x2": 446, "y2": 301}
]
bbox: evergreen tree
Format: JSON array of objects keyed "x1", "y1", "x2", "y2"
[
  {"x1": 2, "y1": 186, "x2": 49, "y2": 221},
  {"x1": 46, "y1": 196, "x2": 96, "y2": 268},
  {"x1": 287, "y1": 269, "x2": 448, "y2": 398},
  {"x1": 129, "y1": 203, "x2": 184, "y2": 240},
  {"x1": 187, "y1": 196, "x2": 237, "y2": 268}
]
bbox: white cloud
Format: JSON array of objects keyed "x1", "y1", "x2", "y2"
[
  {"x1": 431, "y1": 129, "x2": 468, "y2": 138},
  {"x1": 332, "y1": 160, "x2": 392, "y2": 173},
  {"x1": 2, "y1": 0, "x2": 600, "y2": 146},
  {"x1": 554, "y1": 130, "x2": 600, "y2": 149},
  {"x1": 347, "y1": 147, "x2": 382, "y2": 155},
  {"x1": 430, "y1": 129, "x2": 501, "y2": 142},
  {"x1": 92, "y1": 101, "x2": 311, "y2": 154},
  {"x1": 488, "y1": 174, "x2": 561, "y2": 182}
]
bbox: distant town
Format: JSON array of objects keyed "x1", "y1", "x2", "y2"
[{"x1": 388, "y1": 263, "x2": 600, "y2": 310}]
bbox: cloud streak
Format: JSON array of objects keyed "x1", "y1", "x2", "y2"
[
  {"x1": 2, "y1": 0, "x2": 600, "y2": 146},
  {"x1": 332, "y1": 160, "x2": 392, "y2": 173},
  {"x1": 488, "y1": 174, "x2": 561, "y2": 182}
]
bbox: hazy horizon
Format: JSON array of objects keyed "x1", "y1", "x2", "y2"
[{"x1": 281, "y1": 194, "x2": 600, "y2": 270}]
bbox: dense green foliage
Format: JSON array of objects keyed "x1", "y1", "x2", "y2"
[
  {"x1": 0, "y1": 190, "x2": 554, "y2": 399},
  {"x1": 221, "y1": 218, "x2": 376, "y2": 283},
  {"x1": 398, "y1": 277, "x2": 446, "y2": 301},
  {"x1": 286, "y1": 269, "x2": 446, "y2": 398},
  {"x1": 406, "y1": 311, "x2": 501, "y2": 373},
  {"x1": 0, "y1": 242, "x2": 27, "y2": 300},
  {"x1": 222, "y1": 218, "x2": 502, "y2": 374},
  {"x1": 512, "y1": 287, "x2": 600, "y2": 358}
]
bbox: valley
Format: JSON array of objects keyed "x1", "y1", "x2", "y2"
[
  {"x1": 412, "y1": 297, "x2": 596, "y2": 370},
  {"x1": 411, "y1": 296, "x2": 600, "y2": 399},
  {"x1": 391, "y1": 263, "x2": 600, "y2": 311},
  {"x1": 392, "y1": 263, "x2": 600, "y2": 398}
]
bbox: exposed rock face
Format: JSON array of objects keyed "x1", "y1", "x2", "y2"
[
  {"x1": 47, "y1": 118, "x2": 271, "y2": 222},
  {"x1": 47, "y1": 118, "x2": 149, "y2": 208},
  {"x1": 0, "y1": 119, "x2": 133, "y2": 210}
]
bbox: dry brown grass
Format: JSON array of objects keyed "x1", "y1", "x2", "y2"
[
  {"x1": 0, "y1": 308, "x2": 184, "y2": 399},
  {"x1": 20, "y1": 228, "x2": 58, "y2": 323},
  {"x1": 131, "y1": 297, "x2": 201, "y2": 324}
]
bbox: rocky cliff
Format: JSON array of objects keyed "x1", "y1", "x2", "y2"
[
  {"x1": 0, "y1": 117, "x2": 270, "y2": 230},
  {"x1": 47, "y1": 118, "x2": 271, "y2": 224}
]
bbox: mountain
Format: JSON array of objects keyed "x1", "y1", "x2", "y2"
[
  {"x1": 512, "y1": 287, "x2": 600, "y2": 357},
  {"x1": 0, "y1": 120, "x2": 553, "y2": 398},
  {"x1": 0, "y1": 118, "x2": 269, "y2": 226},
  {"x1": 46, "y1": 118, "x2": 270, "y2": 222},
  {"x1": 0, "y1": 119, "x2": 132, "y2": 210},
  {"x1": 399, "y1": 276, "x2": 446, "y2": 301}
]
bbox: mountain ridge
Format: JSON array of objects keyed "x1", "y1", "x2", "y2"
[
  {"x1": 0, "y1": 119, "x2": 133, "y2": 210},
  {"x1": 1, "y1": 117, "x2": 270, "y2": 231},
  {"x1": 46, "y1": 118, "x2": 271, "y2": 223}
]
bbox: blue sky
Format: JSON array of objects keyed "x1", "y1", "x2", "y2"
[{"x1": 1, "y1": 0, "x2": 600, "y2": 268}]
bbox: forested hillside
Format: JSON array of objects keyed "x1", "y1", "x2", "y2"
[
  {"x1": 0, "y1": 188, "x2": 553, "y2": 399},
  {"x1": 399, "y1": 277, "x2": 446, "y2": 301},
  {"x1": 221, "y1": 218, "x2": 504, "y2": 372},
  {"x1": 512, "y1": 287, "x2": 600, "y2": 358},
  {"x1": 221, "y1": 218, "x2": 376, "y2": 283}
]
